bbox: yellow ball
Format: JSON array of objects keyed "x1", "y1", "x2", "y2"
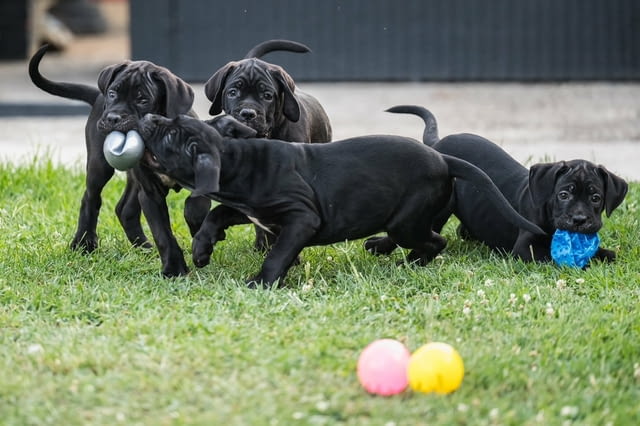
[{"x1": 407, "y1": 342, "x2": 464, "y2": 394}]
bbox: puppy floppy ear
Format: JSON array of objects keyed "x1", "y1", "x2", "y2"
[
  {"x1": 271, "y1": 66, "x2": 301, "y2": 122},
  {"x1": 191, "y1": 153, "x2": 221, "y2": 196},
  {"x1": 204, "y1": 62, "x2": 238, "y2": 116},
  {"x1": 97, "y1": 62, "x2": 130, "y2": 94},
  {"x1": 153, "y1": 69, "x2": 195, "y2": 117},
  {"x1": 596, "y1": 166, "x2": 628, "y2": 216},
  {"x1": 528, "y1": 161, "x2": 570, "y2": 206}
]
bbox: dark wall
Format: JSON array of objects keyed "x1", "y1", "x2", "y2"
[
  {"x1": 0, "y1": 1, "x2": 29, "y2": 60},
  {"x1": 130, "y1": 0, "x2": 640, "y2": 82}
]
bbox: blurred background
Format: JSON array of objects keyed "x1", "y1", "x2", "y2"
[{"x1": 0, "y1": 0, "x2": 639, "y2": 178}]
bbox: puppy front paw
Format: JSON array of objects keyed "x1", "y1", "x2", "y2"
[
  {"x1": 364, "y1": 236, "x2": 397, "y2": 255},
  {"x1": 192, "y1": 234, "x2": 214, "y2": 268},
  {"x1": 71, "y1": 233, "x2": 98, "y2": 253},
  {"x1": 162, "y1": 260, "x2": 189, "y2": 278},
  {"x1": 245, "y1": 274, "x2": 278, "y2": 289},
  {"x1": 594, "y1": 247, "x2": 616, "y2": 263}
]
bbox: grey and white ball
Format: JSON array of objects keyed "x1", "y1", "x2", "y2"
[{"x1": 103, "y1": 130, "x2": 145, "y2": 171}]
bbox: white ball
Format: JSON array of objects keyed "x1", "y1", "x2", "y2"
[{"x1": 103, "y1": 130, "x2": 144, "y2": 171}]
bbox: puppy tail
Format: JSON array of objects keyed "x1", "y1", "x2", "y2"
[
  {"x1": 244, "y1": 39, "x2": 311, "y2": 59},
  {"x1": 28, "y1": 44, "x2": 100, "y2": 106},
  {"x1": 443, "y1": 154, "x2": 547, "y2": 236},
  {"x1": 386, "y1": 105, "x2": 439, "y2": 146}
]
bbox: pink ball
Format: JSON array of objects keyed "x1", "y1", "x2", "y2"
[{"x1": 357, "y1": 339, "x2": 411, "y2": 396}]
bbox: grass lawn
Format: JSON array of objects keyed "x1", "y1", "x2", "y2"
[{"x1": 0, "y1": 159, "x2": 639, "y2": 425}]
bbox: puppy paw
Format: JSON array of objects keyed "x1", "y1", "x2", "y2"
[
  {"x1": 70, "y1": 237, "x2": 98, "y2": 253},
  {"x1": 594, "y1": 247, "x2": 616, "y2": 263},
  {"x1": 192, "y1": 235, "x2": 214, "y2": 268},
  {"x1": 245, "y1": 274, "x2": 280, "y2": 289},
  {"x1": 246, "y1": 276, "x2": 266, "y2": 289},
  {"x1": 364, "y1": 236, "x2": 397, "y2": 255},
  {"x1": 162, "y1": 261, "x2": 189, "y2": 278},
  {"x1": 132, "y1": 239, "x2": 153, "y2": 250}
]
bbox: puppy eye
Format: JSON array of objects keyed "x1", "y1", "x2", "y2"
[
  {"x1": 263, "y1": 92, "x2": 274, "y2": 101},
  {"x1": 591, "y1": 194, "x2": 602, "y2": 203},
  {"x1": 107, "y1": 90, "x2": 117, "y2": 100},
  {"x1": 227, "y1": 88, "x2": 239, "y2": 98},
  {"x1": 558, "y1": 191, "x2": 570, "y2": 201}
]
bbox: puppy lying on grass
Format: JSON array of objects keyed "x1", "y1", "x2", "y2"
[
  {"x1": 386, "y1": 105, "x2": 628, "y2": 266},
  {"x1": 137, "y1": 114, "x2": 545, "y2": 287}
]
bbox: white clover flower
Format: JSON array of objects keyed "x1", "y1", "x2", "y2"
[
  {"x1": 560, "y1": 406, "x2": 578, "y2": 417},
  {"x1": 523, "y1": 293, "x2": 531, "y2": 303},
  {"x1": 545, "y1": 303, "x2": 555, "y2": 316},
  {"x1": 489, "y1": 408, "x2": 499, "y2": 419},
  {"x1": 556, "y1": 279, "x2": 567, "y2": 289},
  {"x1": 315, "y1": 400, "x2": 330, "y2": 412},
  {"x1": 27, "y1": 344, "x2": 43, "y2": 355}
]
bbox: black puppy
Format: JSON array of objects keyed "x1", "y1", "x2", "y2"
[
  {"x1": 29, "y1": 44, "x2": 199, "y2": 267},
  {"x1": 205, "y1": 39, "x2": 333, "y2": 251},
  {"x1": 204, "y1": 39, "x2": 332, "y2": 142},
  {"x1": 387, "y1": 105, "x2": 628, "y2": 263},
  {"x1": 29, "y1": 42, "x2": 301, "y2": 277},
  {"x1": 137, "y1": 114, "x2": 545, "y2": 287}
]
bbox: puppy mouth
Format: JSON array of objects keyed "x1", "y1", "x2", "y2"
[
  {"x1": 231, "y1": 111, "x2": 270, "y2": 137},
  {"x1": 97, "y1": 116, "x2": 138, "y2": 134},
  {"x1": 554, "y1": 218, "x2": 601, "y2": 234}
]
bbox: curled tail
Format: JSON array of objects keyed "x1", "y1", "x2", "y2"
[
  {"x1": 443, "y1": 154, "x2": 546, "y2": 236},
  {"x1": 243, "y1": 39, "x2": 311, "y2": 59},
  {"x1": 28, "y1": 44, "x2": 100, "y2": 106},
  {"x1": 386, "y1": 105, "x2": 439, "y2": 146}
]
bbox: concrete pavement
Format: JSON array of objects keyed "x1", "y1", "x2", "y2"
[{"x1": 2, "y1": 78, "x2": 639, "y2": 181}]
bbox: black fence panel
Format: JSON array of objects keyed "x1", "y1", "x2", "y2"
[{"x1": 130, "y1": 0, "x2": 640, "y2": 82}]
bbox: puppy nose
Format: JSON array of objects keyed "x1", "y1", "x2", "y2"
[
  {"x1": 571, "y1": 215, "x2": 588, "y2": 226},
  {"x1": 105, "y1": 112, "x2": 122, "y2": 125},
  {"x1": 239, "y1": 108, "x2": 257, "y2": 121}
]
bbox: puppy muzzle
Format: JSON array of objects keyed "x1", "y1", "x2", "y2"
[{"x1": 98, "y1": 113, "x2": 138, "y2": 134}]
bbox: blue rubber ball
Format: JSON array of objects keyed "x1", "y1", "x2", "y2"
[{"x1": 550, "y1": 230, "x2": 600, "y2": 268}]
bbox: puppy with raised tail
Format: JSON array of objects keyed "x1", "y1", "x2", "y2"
[
  {"x1": 205, "y1": 39, "x2": 333, "y2": 252},
  {"x1": 387, "y1": 105, "x2": 628, "y2": 264},
  {"x1": 205, "y1": 39, "x2": 332, "y2": 142},
  {"x1": 29, "y1": 44, "x2": 197, "y2": 278},
  {"x1": 29, "y1": 41, "x2": 311, "y2": 277}
]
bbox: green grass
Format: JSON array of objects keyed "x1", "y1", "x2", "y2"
[{"x1": 0, "y1": 159, "x2": 639, "y2": 425}]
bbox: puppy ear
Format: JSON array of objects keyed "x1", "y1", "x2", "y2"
[
  {"x1": 97, "y1": 62, "x2": 130, "y2": 94},
  {"x1": 596, "y1": 166, "x2": 628, "y2": 216},
  {"x1": 204, "y1": 62, "x2": 238, "y2": 116},
  {"x1": 154, "y1": 70, "x2": 194, "y2": 117},
  {"x1": 528, "y1": 162, "x2": 569, "y2": 206},
  {"x1": 192, "y1": 153, "x2": 220, "y2": 196},
  {"x1": 207, "y1": 115, "x2": 257, "y2": 139},
  {"x1": 271, "y1": 67, "x2": 301, "y2": 122}
]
